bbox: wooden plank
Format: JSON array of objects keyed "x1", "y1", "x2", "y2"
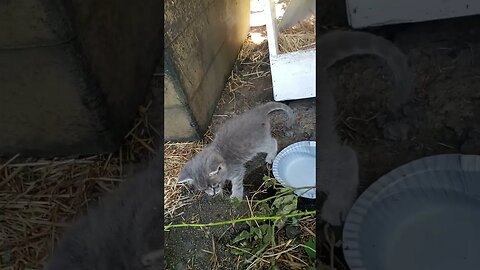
[
  {"x1": 346, "y1": 0, "x2": 480, "y2": 28},
  {"x1": 271, "y1": 48, "x2": 316, "y2": 101},
  {"x1": 263, "y1": 0, "x2": 279, "y2": 56}
]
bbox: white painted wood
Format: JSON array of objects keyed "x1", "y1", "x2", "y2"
[
  {"x1": 263, "y1": 0, "x2": 279, "y2": 56},
  {"x1": 271, "y1": 48, "x2": 316, "y2": 101},
  {"x1": 346, "y1": 0, "x2": 480, "y2": 29},
  {"x1": 262, "y1": 0, "x2": 316, "y2": 101},
  {"x1": 250, "y1": 0, "x2": 285, "y2": 27}
]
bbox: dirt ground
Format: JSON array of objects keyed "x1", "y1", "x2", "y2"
[{"x1": 166, "y1": 15, "x2": 480, "y2": 270}]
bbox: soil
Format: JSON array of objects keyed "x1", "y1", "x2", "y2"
[{"x1": 165, "y1": 15, "x2": 480, "y2": 270}]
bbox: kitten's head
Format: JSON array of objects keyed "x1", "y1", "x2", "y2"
[{"x1": 177, "y1": 147, "x2": 227, "y2": 196}]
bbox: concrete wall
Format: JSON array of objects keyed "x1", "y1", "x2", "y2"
[
  {"x1": 0, "y1": 0, "x2": 162, "y2": 157},
  {"x1": 164, "y1": 0, "x2": 250, "y2": 141},
  {"x1": 66, "y1": 0, "x2": 163, "y2": 139}
]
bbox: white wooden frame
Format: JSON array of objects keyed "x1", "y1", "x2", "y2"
[
  {"x1": 263, "y1": 0, "x2": 316, "y2": 101},
  {"x1": 346, "y1": 0, "x2": 480, "y2": 29}
]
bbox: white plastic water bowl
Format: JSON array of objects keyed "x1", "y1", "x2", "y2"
[
  {"x1": 343, "y1": 154, "x2": 480, "y2": 270},
  {"x1": 272, "y1": 141, "x2": 316, "y2": 199}
]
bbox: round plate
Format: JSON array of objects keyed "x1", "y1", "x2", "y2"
[
  {"x1": 272, "y1": 141, "x2": 316, "y2": 199},
  {"x1": 343, "y1": 154, "x2": 480, "y2": 270}
]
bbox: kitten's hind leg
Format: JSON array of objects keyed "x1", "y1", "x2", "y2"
[{"x1": 265, "y1": 137, "x2": 278, "y2": 164}]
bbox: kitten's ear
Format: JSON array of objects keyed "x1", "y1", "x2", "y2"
[
  {"x1": 208, "y1": 164, "x2": 224, "y2": 176},
  {"x1": 177, "y1": 169, "x2": 194, "y2": 185}
]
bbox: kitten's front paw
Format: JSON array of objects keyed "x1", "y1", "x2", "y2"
[
  {"x1": 230, "y1": 193, "x2": 243, "y2": 200},
  {"x1": 214, "y1": 189, "x2": 224, "y2": 197},
  {"x1": 265, "y1": 156, "x2": 274, "y2": 164}
]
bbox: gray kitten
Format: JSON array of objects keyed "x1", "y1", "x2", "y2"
[
  {"x1": 44, "y1": 155, "x2": 164, "y2": 270},
  {"x1": 178, "y1": 102, "x2": 294, "y2": 200},
  {"x1": 317, "y1": 30, "x2": 414, "y2": 225}
]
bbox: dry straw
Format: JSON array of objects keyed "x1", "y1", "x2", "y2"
[
  {"x1": 163, "y1": 141, "x2": 203, "y2": 217},
  {"x1": 279, "y1": 16, "x2": 316, "y2": 53},
  {"x1": 0, "y1": 102, "x2": 157, "y2": 269}
]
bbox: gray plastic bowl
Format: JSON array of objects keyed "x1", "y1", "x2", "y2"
[
  {"x1": 272, "y1": 141, "x2": 316, "y2": 199},
  {"x1": 343, "y1": 154, "x2": 480, "y2": 270}
]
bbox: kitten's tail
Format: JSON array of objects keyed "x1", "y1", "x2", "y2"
[
  {"x1": 262, "y1": 101, "x2": 295, "y2": 128},
  {"x1": 318, "y1": 30, "x2": 414, "y2": 113}
]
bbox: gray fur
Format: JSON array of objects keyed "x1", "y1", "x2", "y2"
[
  {"x1": 278, "y1": 0, "x2": 316, "y2": 31},
  {"x1": 178, "y1": 102, "x2": 294, "y2": 200},
  {"x1": 317, "y1": 30, "x2": 414, "y2": 225},
  {"x1": 44, "y1": 155, "x2": 164, "y2": 270}
]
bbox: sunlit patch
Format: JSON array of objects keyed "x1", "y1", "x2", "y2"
[
  {"x1": 249, "y1": 0, "x2": 287, "y2": 27},
  {"x1": 250, "y1": 32, "x2": 267, "y2": 44}
]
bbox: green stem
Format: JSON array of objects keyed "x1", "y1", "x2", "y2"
[{"x1": 164, "y1": 210, "x2": 316, "y2": 231}]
